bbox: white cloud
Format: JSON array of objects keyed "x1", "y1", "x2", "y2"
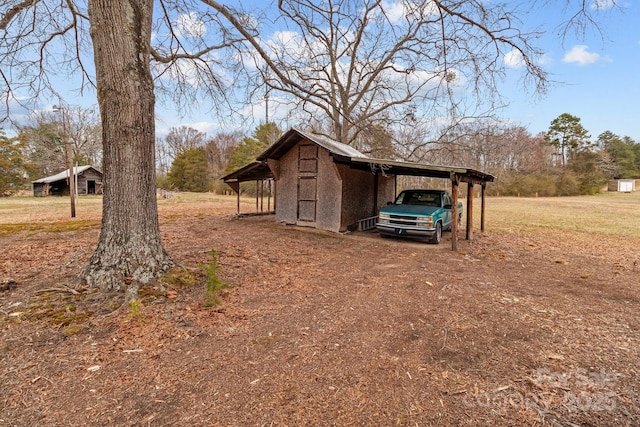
[
  {"x1": 381, "y1": 0, "x2": 438, "y2": 24},
  {"x1": 271, "y1": 31, "x2": 301, "y2": 49},
  {"x1": 591, "y1": 0, "x2": 617, "y2": 10},
  {"x1": 537, "y1": 53, "x2": 552, "y2": 66},
  {"x1": 503, "y1": 49, "x2": 525, "y2": 68},
  {"x1": 563, "y1": 45, "x2": 600, "y2": 65},
  {"x1": 175, "y1": 13, "x2": 206, "y2": 38},
  {"x1": 382, "y1": 0, "x2": 408, "y2": 23}
]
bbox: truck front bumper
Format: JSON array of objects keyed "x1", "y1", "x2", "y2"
[{"x1": 375, "y1": 223, "x2": 436, "y2": 237}]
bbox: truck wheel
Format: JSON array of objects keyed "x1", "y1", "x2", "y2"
[{"x1": 429, "y1": 222, "x2": 442, "y2": 244}]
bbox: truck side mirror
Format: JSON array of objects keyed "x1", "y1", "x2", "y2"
[{"x1": 387, "y1": 201, "x2": 393, "y2": 205}]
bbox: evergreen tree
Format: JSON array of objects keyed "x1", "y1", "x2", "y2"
[
  {"x1": 568, "y1": 151, "x2": 608, "y2": 195},
  {"x1": 597, "y1": 131, "x2": 638, "y2": 178},
  {"x1": 633, "y1": 141, "x2": 640, "y2": 174},
  {"x1": 225, "y1": 123, "x2": 282, "y2": 174},
  {"x1": 545, "y1": 113, "x2": 591, "y2": 167},
  {"x1": 0, "y1": 132, "x2": 30, "y2": 196},
  {"x1": 167, "y1": 147, "x2": 210, "y2": 192}
]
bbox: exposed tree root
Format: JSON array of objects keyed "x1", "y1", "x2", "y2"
[{"x1": 79, "y1": 243, "x2": 174, "y2": 300}]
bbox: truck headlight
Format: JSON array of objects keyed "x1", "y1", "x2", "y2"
[
  {"x1": 378, "y1": 213, "x2": 390, "y2": 223},
  {"x1": 416, "y1": 216, "x2": 433, "y2": 227}
]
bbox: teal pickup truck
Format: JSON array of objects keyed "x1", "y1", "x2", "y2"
[{"x1": 376, "y1": 189, "x2": 463, "y2": 244}]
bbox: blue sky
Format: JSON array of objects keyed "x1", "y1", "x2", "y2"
[
  {"x1": 155, "y1": 0, "x2": 639, "y2": 141},
  {"x1": 498, "y1": 1, "x2": 639, "y2": 140},
  {"x1": 5, "y1": 1, "x2": 638, "y2": 142}
]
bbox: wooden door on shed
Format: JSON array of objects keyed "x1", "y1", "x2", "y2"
[{"x1": 297, "y1": 144, "x2": 318, "y2": 223}]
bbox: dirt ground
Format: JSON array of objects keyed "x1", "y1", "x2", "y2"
[{"x1": 1, "y1": 204, "x2": 639, "y2": 426}]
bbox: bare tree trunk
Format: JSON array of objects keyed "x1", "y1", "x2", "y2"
[{"x1": 81, "y1": 0, "x2": 173, "y2": 296}]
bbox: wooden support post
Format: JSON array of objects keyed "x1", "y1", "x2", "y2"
[
  {"x1": 451, "y1": 173, "x2": 459, "y2": 251},
  {"x1": 466, "y1": 182, "x2": 474, "y2": 241},
  {"x1": 228, "y1": 181, "x2": 240, "y2": 215},
  {"x1": 260, "y1": 180, "x2": 264, "y2": 213},
  {"x1": 481, "y1": 184, "x2": 487, "y2": 232},
  {"x1": 373, "y1": 173, "x2": 379, "y2": 214},
  {"x1": 267, "y1": 180, "x2": 271, "y2": 212},
  {"x1": 255, "y1": 180, "x2": 259, "y2": 213}
]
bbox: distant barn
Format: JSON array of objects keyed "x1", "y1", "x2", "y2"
[{"x1": 32, "y1": 166, "x2": 103, "y2": 197}]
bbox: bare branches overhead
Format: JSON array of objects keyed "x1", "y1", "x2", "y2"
[
  {"x1": 1, "y1": 0, "x2": 622, "y2": 131},
  {"x1": 203, "y1": 0, "x2": 548, "y2": 146}
]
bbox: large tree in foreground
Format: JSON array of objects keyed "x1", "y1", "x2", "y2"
[
  {"x1": 78, "y1": 0, "x2": 171, "y2": 295},
  {"x1": 0, "y1": 0, "x2": 618, "y2": 297}
]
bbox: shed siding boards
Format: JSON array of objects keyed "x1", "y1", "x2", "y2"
[
  {"x1": 337, "y1": 163, "x2": 395, "y2": 231},
  {"x1": 272, "y1": 139, "x2": 395, "y2": 232},
  {"x1": 274, "y1": 142, "x2": 300, "y2": 226},
  {"x1": 76, "y1": 169, "x2": 103, "y2": 195},
  {"x1": 275, "y1": 140, "x2": 344, "y2": 231},
  {"x1": 32, "y1": 183, "x2": 49, "y2": 197},
  {"x1": 314, "y1": 147, "x2": 342, "y2": 231}
]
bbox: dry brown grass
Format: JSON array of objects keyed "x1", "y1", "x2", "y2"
[
  {"x1": 1, "y1": 190, "x2": 639, "y2": 426},
  {"x1": 3, "y1": 190, "x2": 638, "y2": 239},
  {"x1": 477, "y1": 191, "x2": 640, "y2": 239},
  {"x1": 0, "y1": 192, "x2": 263, "y2": 234}
]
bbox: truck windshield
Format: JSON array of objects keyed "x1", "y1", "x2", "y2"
[{"x1": 395, "y1": 191, "x2": 440, "y2": 207}]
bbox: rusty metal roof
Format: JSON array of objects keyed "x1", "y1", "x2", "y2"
[
  {"x1": 32, "y1": 166, "x2": 101, "y2": 184},
  {"x1": 223, "y1": 128, "x2": 494, "y2": 185},
  {"x1": 257, "y1": 128, "x2": 366, "y2": 161},
  {"x1": 336, "y1": 157, "x2": 495, "y2": 184},
  {"x1": 222, "y1": 161, "x2": 274, "y2": 183}
]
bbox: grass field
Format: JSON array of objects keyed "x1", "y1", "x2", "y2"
[
  {"x1": 0, "y1": 192, "x2": 258, "y2": 235},
  {"x1": 482, "y1": 191, "x2": 640, "y2": 239},
  {"x1": 1, "y1": 190, "x2": 639, "y2": 239}
]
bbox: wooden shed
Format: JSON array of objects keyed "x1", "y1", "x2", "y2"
[
  {"x1": 32, "y1": 166, "x2": 103, "y2": 197},
  {"x1": 258, "y1": 128, "x2": 396, "y2": 232},
  {"x1": 223, "y1": 128, "x2": 494, "y2": 250}
]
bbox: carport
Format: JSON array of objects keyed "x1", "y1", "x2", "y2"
[
  {"x1": 332, "y1": 156, "x2": 495, "y2": 251},
  {"x1": 222, "y1": 161, "x2": 275, "y2": 216},
  {"x1": 224, "y1": 156, "x2": 494, "y2": 251}
]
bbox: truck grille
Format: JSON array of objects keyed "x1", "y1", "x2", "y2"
[{"x1": 390, "y1": 215, "x2": 417, "y2": 226}]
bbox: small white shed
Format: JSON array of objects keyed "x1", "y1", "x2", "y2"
[{"x1": 608, "y1": 179, "x2": 636, "y2": 193}]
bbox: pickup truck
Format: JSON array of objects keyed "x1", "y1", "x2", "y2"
[{"x1": 376, "y1": 189, "x2": 463, "y2": 244}]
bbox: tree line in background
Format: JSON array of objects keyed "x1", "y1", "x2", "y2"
[
  {"x1": 1, "y1": 112, "x2": 639, "y2": 197},
  {"x1": 0, "y1": 114, "x2": 283, "y2": 197},
  {"x1": 155, "y1": 122, "x2": 281, "y2": 194}
]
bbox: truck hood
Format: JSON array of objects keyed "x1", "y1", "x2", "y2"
[{"x1": 379, "y1": 204, "x2": 441, "y2": 216}]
